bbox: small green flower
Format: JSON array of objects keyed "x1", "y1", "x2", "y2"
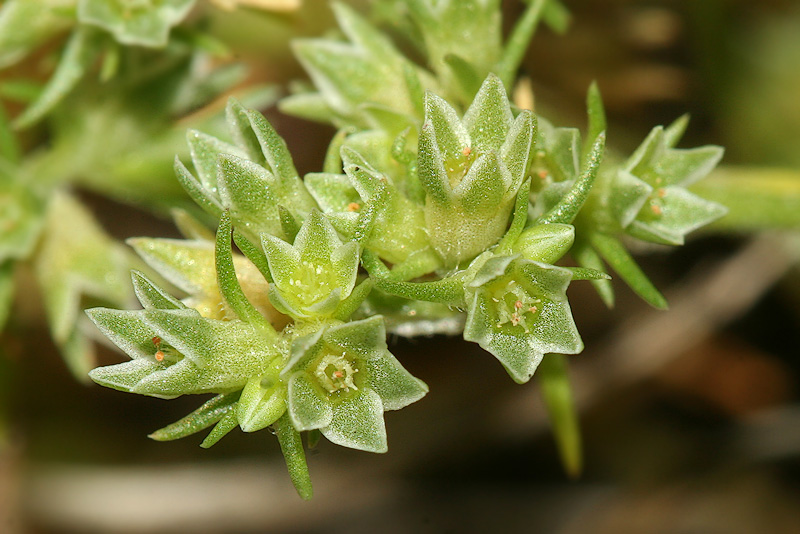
[
  {"x1": 262, "y1": 210, "x2": 360, "y2": 320},
  {"x1": 610, "y1": 117, "x2": 726, "y2": 245},
  {"x1": 282, "y1": 316, "x2": 428, "y2": 452},
  {"x1": 418, "y1": 74, "x2": 536, "y2": 267},
  {"x1": 305, "y1": 148, "x2": 433, "y2": 266},
  {"x1": 177, "y1": 98, "x2": 317, "y2": 243},
  {"x1": 464, "y1": 255, "x2": 582, "y2": 384}
]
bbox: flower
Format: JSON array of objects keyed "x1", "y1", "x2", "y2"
[
  {"x1": 282, "y1": 316, "x2": 428, "y2": 452},
  {"x1": 463, "y1": 255, "x2": 583, "y2": 383}
]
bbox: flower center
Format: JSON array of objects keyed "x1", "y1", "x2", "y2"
[
  {"x1": 490, "y1": 279, "x2": 542, "y2": 334},
  {"x1": 314, "y1": 351, "x2": 359, "y2": 394}
]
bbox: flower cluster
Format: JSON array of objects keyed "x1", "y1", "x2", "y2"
[{"x1": 86, "y1": 0, "x2": 726, "y2": 498}]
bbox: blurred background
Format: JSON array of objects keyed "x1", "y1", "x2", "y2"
[{"x1": 2, "y1": 0, "x2": 800, "y2": 532}]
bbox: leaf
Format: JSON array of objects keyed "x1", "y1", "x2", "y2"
[
  {"x1": 589, "y1": 232, "x2": 668, "y2": 310},
  {"x1": 498, "y1": 0, "x2": 547, "y2": 89},
  {"x1": 274, "y1": 413, "x2": 313, "y2": 500},
  {"x1": 215, "y1": 211, "x2": 273, "y2": 331},
  {"x1": 149, "y1": 392, "x2": 240, "y2": 441},
  {"x1": 583, "y1": 81, "x2": 606, "y2": 159},
  {"x1": 537, "y1": 353, "x2": 582, "y2": 477},
  {"x1": 200, "y1": 410, "x2": 238, "y2": 448},
  {"x1": 537, "y1": 132, "x2": 605, "y2": 225},
  {"x1": 571, "y1": 238, "x2": 615, "y2": 308},
  {"x1": 0, "y1": 261, "x2": 13, "y2": 331}
]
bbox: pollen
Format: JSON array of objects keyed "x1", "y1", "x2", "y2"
[
  {"x1": 154, "y1": 350, "x2": 165, "y2": 362},
  {"x1": 462, "y1": 146, "x2": 472, "y2": 157},
  {"x1": 651, "y1": 203, "x2": 663, "y2": 216},
  {"x1": 657, "y1": 188, "x2": 667, "y2": 198},
  {"x1": 347, "y1": 202, "x2": 360, "y2": 212},
  {"x1": 152, "y1": 336, "x2": 161, "y2": 346},
  {"x1": 514, "y1": 300, "x2": 524, "y2": 309}
]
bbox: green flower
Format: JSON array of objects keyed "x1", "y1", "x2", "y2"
[
  {"x1": 609, "y1": 117, "x2": 726, "y2": 245},
  {"x1": 176, "y1": 98, "x2": 317, "y2": 243},
  {"x1": 305, "y1": 148, "x2": 434, "y2": 267},
  {"x1": 418, "y1": 74, "x2": 536, "y2": 267},
  {"x1": 262, "y1": 210, "x2": 360, "y2": 320},
  {"x1": 88, "y1": 302, "x2": 281, "y2": 398},
  {"x1": 282, "y1": 316, "x2": 428, "y2": 452},
  {"x1": 464, "y1": 255, "x2": 582, "y2": 383}
]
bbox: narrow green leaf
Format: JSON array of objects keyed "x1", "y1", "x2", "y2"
[
  {"x1": 174, "y1": 157, "x2": 223, "y2": 218},
  {"x1": 149, "y1": 393, "x2": 239, "y2": 442},
  {"x1": 274, "y1": 412, "x2": 313, "y2": 500},
  {"x1": 171, "y1": 208, "x2": 214, "y2": 242},
  {"x1": 538, "y1": 132, "x2": 605, "y2": 225},
  {"x1": 542, "y1": 0, "x2": 571, "y2": 34},
  {"x1": 583, "y1": 81, "x2": 606, "y2": 159},
  {"x1": 367, "y1": 268, "x2": 465, "y2": 307},
  {"x1": 537, "y1": 353, "x2": 582, "y2": 478},
  {"x1": 498, "y1": 0, "x2": 547, "y2": 89},
  {"x1": 571, "y1": 238, "x2": 615, "y2": 308},
  {"x1": 200, "y1": 410, "x2": 238, "y2": 448},
  {"x1": 307, "y1": 429, "x2": 322, "y2": 449},
  {"x1": 402, "y1": 61, "x2": 425, "y2": 118},
  {"x1": 232, "y1": 230, "x2": 273, "y2": 283},
  {"x1": 443, "y1": 53, "x2": 483, "y2": 102},
  {"x1": 215, "y1": 211, "x2": 274, "y2": 332},
  {"x1": 589, "y1": 232, "x2": 668, "y2": 309}
]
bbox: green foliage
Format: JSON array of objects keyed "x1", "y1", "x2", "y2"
[{"x1": 1, "y1": 0, "x2": 737, "y2": 499}]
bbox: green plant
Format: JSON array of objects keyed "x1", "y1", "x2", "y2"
[{"x1": 3, "y1": 0, "x2": 740, "y2": 500}]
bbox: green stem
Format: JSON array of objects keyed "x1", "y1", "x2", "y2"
[{"x1": 690, "y1": 167, "x2": 800, "y2": 231}]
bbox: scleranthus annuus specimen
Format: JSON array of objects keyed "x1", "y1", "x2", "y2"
[{"x1": 87, "y1": 0, "x2": 726, "y2": 498}]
